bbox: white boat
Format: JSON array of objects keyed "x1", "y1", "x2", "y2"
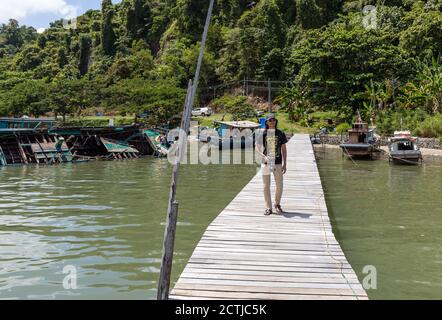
[
  {"x1": 200, "y1": 121, "x2": 261, "y2": 150},
  {"x1": 388, "y1": 131, "x2": 422, "y2": 164}
]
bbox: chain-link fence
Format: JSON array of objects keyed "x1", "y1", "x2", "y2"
[{"x1": 198, "y1": 79, "x2": 291, "y2": 105}]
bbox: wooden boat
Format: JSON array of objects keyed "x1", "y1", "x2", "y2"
[
  {"x1": 0, "y1": 117, "x2": 56, "y2": 130},
  {"x1": 0, "y1": 118, "x2": 157, "y2": 166},
  {"x1": 0, "y1": 118, "x2": 73, "y2": 166},
  {"x1": 144, "y1": 129, "x2": 170, "y2": 157},
  {"x1": 340, "y1": 122, "x2": 380, "y2": 159},
  {"x1": 388, "y1": 131, "x2": 422, "y2": 165},
  {"x1": 49, "y1": 125, "x2": 156, "y2": 160},
  {"x1": 201, "y1": 121, "x2": 261, "y2": 150}
]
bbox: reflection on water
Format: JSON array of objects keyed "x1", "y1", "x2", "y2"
[
  {"x1": 0, "y1": 158, "x2": 257, "y2": 299},
  {"x1": 316, "y1": 149, "x2": 442, "y2": 300},
  {"x1": 3, "y1": 146, "x2": 440, "y2": 300}
]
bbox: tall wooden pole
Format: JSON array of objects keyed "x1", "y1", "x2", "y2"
[
  {"x1": 157, "y1": 0, "x2": 215, "y2": 300},
  {"x1": 268, "y1": 78, "x2": 272, "y2": 114},
  {"x1": 157, "y1": 81, "x2": 192, "y2": 301}
]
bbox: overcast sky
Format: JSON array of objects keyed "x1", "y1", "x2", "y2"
[{"x1": 0, "y1": 0, "x2": 122, "y2": 32}]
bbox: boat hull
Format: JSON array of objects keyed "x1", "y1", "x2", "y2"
[
  {"x1": 340, "y1": 143, "x2": 378, "y2": 159},
  {"x1": 389, "y1": 151, "x2": 422, "y2": 165},
  {"x1": 203, "y1": 135, "x2": 256, "y2": 150}
]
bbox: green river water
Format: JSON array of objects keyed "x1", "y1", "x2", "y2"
[
  {"x1": 317, "y1": 148, "x2": 442, "y2": 300},
  {"x1": 0, "y1": 149, "x2": 441, "y2": 299}
]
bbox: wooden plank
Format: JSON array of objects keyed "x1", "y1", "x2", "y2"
[
  {"x1": 170, "y1": 290, "x2": 368, "y2": 300},
  {"x1": 176, "y1": 278, "x2": 366, "y2": 292},
  {"x1": 181, "y1": 267, "x2": 359, "y2": 279},
  {"x1": 174, "y1": 283, "x2": 366, "y2": 297},
  {"x1": 187, "y1": 259, "x2": 353, "y2": 270},
  {"x1": 171, "y1": 134, "x2": 368, "y2": 300},
  {"x1": 184, "y1": 263, "x2": 358, "y2": 274},
  {"x1": 180, "y1": 273, "x2": 361, "y2": 284},
  {"x1": 193, "y1": 248, "x2": 346, "y2": 256}
]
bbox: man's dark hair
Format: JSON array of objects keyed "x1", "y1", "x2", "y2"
[{"x1": 265, "y1": 119, "x2": 278, "y2": 130}]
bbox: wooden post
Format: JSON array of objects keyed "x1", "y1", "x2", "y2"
[
  {"x1": 157, "y1": 0, "x2": 215, "y2": 301},
  {"x1": 157, "y1": 81, "x2": 193, "y2": 301},
  {"x1": 157, "y1": 201, "x2": 179, "y2": 300},
  {"x1": 243, "y1": 77, "x2": 246, "y2": 96},
  {"x1": 268, "y1": 78, "x2": 272, "y2": 114},
  {"x1": 17, "y1": 137, "x2": 29, "y2": 164}
]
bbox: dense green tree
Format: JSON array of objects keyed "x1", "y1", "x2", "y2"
[
  {"x1": 1, "y1": 80, "x2": 50, "y2": 117},
  {"x1": 275, "y1": 84, "x2": 308, "y2": 121},
  {"x1": 1, "y1": 20, "x2": 23, "y2": 48},
  {"x1": 57, "y1": 48, "x2": 68, "y2": 69},
  {"x1": 79, "y1": 35, "x2": 92, "y2": 76},
  {"x1": 275, "y1": 0, "x2": 297, "y2": 24},
  {"x1": 239, "y1": 0, "x2": 287, "y2": 80},
  {"x1": 216, "y1": 27, "x2": 241, "y2": 82},
  {"x1": 134, "y1": 0, "x2": 153, "y2": 36},
  {"x1": 400, "y1": 5, "x2": 442, "y2": 58},
  {"x1": 0, "y1": 0, "x2": 441, "y2": 127},
  {"x1": 104, "y1": 78, "x2": 186, "y2": 122},
  {"x1": 14, "y1": 45, "x2": 44, "y2": 71},
  {"x1": 289, "y1": 13, "x2": 412, "y2": 110},
  {"x1": 37, "y1": 34, "x2": 47, "y2": 49},
  {"x1": 174, "y1": 0, "x2": 210, "y2": 40},
  {"x1": 101, "y1": 0, "x2": 117, "y2": 56},
  {"x1": 50, "y1": 79, "x2": 90, "y2": 121}
]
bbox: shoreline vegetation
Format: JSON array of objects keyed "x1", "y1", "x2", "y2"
[{"x1": 1, "y1": 1, "x2": 442, "y2": 143}]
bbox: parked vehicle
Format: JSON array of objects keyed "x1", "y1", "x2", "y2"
[
  {"x1": 191, "y1": 107, "x2": 213, "y2": 117},
  {"x1": 138, "y1": 110, "x2": 153, "y2": 119}
]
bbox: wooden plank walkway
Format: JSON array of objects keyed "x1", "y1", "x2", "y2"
[{"x1": 170, "y1": 134, "x2": 368, "y2": 300}]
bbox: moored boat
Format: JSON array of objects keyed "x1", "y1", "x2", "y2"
[
  {"x1": 49, "y1": 124, "x2": 156, "y2": 160},
  {"x1": 388, "y1": 131, "x2": 422, "y2": 165},
  {"x1": 200, "y1": 121, "x2": 261, "y2": 150},
  {"x1": 340, "y1": 121, "x2": 380, "y2": 159},
  {"x1": 0, "y1": 118, "x2": 157, "y2": 166},
  {"x1": 144, "y1": 129, "x2": 170, "y2": 157},
  {"x1": 0, "y1": 118, "x2": 72, "y2": 166}
]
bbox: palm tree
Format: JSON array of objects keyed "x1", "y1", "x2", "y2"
[
  {"x1": 412, "y1": 57, "x2": 442, "y2": 114},
  {"x1": 364, "y1": 80, "x2": 379, "y2": 111},
  {"x1": 275, "y1": 84, "x2": 306, "y2": 122}
]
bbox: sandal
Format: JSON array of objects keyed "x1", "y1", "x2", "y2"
[
  {"x1": 264, "y1": 209, "x2": 273, "y2": 216},
  {"x1": 274, "y1": 204, "x2": 284, "y2": 214}
]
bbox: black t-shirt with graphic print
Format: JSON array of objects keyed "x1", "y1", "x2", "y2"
[{"x1": 262, "y1": 129, "x2": 288, "y2": 165}]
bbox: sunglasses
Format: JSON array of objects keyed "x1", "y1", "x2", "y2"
[{"x1": 267, "y1": 119, "x2": 276, "y2": 122}]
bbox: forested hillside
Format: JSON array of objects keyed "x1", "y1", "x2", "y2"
[{"x1": 0, "y1": 0, "x2": 441, "y2": 136}]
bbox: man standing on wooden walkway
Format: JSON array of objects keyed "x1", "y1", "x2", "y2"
[{"x1": 256, "y1": 113, "x2": 288, "y2": 216}]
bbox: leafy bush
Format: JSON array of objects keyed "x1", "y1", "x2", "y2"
[
  {"x1": 414, "y1": 115, "x2": 442, "y2": 138},
  {"x1": 63, "y1": 117, "x2": 135, "y2": 127},
  {"x1": 376, "y1": 108, "x2": 428, "y2": 135},
  {"x1": 315, "y1": 120, "x2": 329, "y2": 131},
  {"x1": 310, "y1": 111, "x2": 339, "y2": 122},
  {"x1": 336, "y1": 123, "x2": 352, "y2": 135},
  {"x1": 210, "y1": 94, "x2": 238, "y2": 113},
  {"x1": 211, "y1": 94, "x2": 256, "y2": 121}
]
